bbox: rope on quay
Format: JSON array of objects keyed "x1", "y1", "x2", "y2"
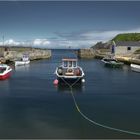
[{"x1": 59, "y1": 77, "x2": 140, "y2": 136}]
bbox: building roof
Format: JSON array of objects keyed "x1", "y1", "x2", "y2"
[{"x1": 116, "y1": 41, "x2": 140, "y2": 47}]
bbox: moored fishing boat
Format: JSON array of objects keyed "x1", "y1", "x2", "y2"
[
  {"x1": 15, "y1": 54, "x2": 30, "y2": 66},
  {"x1": 130, "y1": 64, "x2": 140, "y2": 73},
  {"x1": 0, "y1": 64, "x2": 12, "y2": 80},
  {"x1": 55, "y1": 58, "x2": 85, "y2": 84},
  {"x1": 101, "y1": 57, "x2": 124, "y2": 68}
]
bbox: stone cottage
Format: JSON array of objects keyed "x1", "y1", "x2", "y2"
[{"x1": 115, "y1": 41, "x2": 140, "y2": 56}]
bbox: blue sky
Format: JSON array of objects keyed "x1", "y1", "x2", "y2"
[{"x1": 0, "y1": 1, "x2": 140, "y2": 48}]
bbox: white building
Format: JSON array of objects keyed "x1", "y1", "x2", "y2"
[{"x1": 115, "y1": 41, "x2": 140, "y2": 56}]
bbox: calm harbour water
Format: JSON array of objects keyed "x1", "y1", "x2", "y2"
[{"x1": 0, "y1": 49, "x2": 140, "y2": 139}]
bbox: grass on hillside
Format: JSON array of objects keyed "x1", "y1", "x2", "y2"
[{"x1": 112, "y1": 33, "x2": 140, "y2": 42}]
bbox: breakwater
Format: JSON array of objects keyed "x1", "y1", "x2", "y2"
[
  {"x1": 77, "y1": 48, "x2": 110, "y2": 59},
  {"x1": 0, "y1": 47, "x2": 51, "y2": 64}
]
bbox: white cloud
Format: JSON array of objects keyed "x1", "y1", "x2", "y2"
[
  {"x1": 32, "y1": 39, "x2": 50, "y2": 46},
  {"x1": 0, "y1": 38, "x2": 51, "y2": 47},
  {"x1": 0, "y1": 39, "x2": 20, "y2": 46}
]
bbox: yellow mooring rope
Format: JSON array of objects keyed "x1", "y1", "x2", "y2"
[{"x1": 59, "y1": 77, "x2": 140, "y2": 137}]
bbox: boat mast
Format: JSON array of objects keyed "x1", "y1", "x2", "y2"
[
  {"x1": 68, "y1": 40, "x2": 71, "y2": 49},
  {"x1": 2, "y1": 35, "x2": 4, "y2": 47}
]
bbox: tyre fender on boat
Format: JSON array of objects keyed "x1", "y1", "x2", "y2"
[
  {"x1": 75, "y1": 68, "x2": 81, "y2": 76},
  {"x1": 57, "y1": 67, "x2": 63, "y2": 75},
  {"x1": 67, "y1": 68, "x2": 73, "y2": 73}
]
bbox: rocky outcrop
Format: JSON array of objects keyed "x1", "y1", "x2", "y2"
[{"x1": 0, "y1": 47, "x2": 51, "y2": 64}]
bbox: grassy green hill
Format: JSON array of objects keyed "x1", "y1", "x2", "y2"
[{"x1": 112, "y1": 33, "x2": 140, "y2": 42}]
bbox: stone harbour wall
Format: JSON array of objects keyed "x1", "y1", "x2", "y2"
[{"x1": 0, "y1": 47, "x2": 51, "y2": 64}]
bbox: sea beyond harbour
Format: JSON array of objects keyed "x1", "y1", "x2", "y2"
[{"x1": 0, "y1": 49, "x2": 140, "y2": 139}]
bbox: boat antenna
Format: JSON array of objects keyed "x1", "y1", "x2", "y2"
[{"x1": 2, "y1": 35, "x2": 4, "y2": 47}]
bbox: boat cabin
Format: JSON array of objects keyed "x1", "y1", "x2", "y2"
[
  {"x1": 62, "y1": 59, "x2": 77, "y2": 68},
  {"x1": 56, "y1": 58, "x2": 83, "y2": 77},
  {"x1": 22, "y1": 54, "x2": 29, "y2": 61}
]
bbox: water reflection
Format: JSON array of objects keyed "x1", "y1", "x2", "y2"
[
  {"x1": 0, "y1": 79, "x2": 10, "y2": 96},
  {"x1": 55, "y1": 83, "x2": 85, "y2": 93},
  {"x1": 15, "y1": 64, "x2": 30, "y2": 71},
  {"x1": 122, "y1": 65, "x2": 130, "y2": 71}
]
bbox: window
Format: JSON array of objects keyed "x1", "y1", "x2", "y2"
[
  {"x1": 64, "y1": 61, "x2": 68, "y2": 67},
  {"x1": 0, "y1": 68, "x2": 6, "y2": 73},
  {"x1": 127, "y1": 47, "x2": 131, "y2": 51},
  {"x1": 68, "y1": 61, "x2": 72, "y2": 67},
  {"x1": 73, "y1": 61, "x2": 77, "y2": 67}
]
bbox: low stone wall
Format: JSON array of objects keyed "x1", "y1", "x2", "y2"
[
  {"x1": 77, "y1": 48, "x2": 96, "y2": 59},
  {"x1": 0, "y1": 48, "x2": 51, "y2": 63},
  {"x1": 77, "y1": 48, "x2": 110, "y2": 59}
]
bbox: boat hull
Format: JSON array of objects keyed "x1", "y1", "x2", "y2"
[
  {"x1": 104, "y1": 62, "x2": 123, "y2": 68},
  {"x1": 101, "y1": 59, "x2": 123, "y2": 68},
  {"x1": 131, "y1": 64, "x2": 140, "y2": 73},
  {"x1": 15, "y1": 60, "x2": 30, "y2": 66},
  {"x1": 0, "y1": 71, "x2": 12, "y2": 80},
  {"x1": 57, "y1": 77, "x2": 82, "y2": 84}
]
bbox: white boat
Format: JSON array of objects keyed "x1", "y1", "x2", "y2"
[
  {"x1": 15, "y1": 60, "x2": 30, "y2": 66},
  {"x1": 0, "y1": 64, "x2": 12, "y2": 80},
  {"x1": 55, "y1": 58, "x2": 85, "y2": 84},
  {"x1": 15, "y1": 54, "x2": 30, "y2": 66},
  {"x1": 130, "y1": 64, "x2": 140, "y2": 73}
]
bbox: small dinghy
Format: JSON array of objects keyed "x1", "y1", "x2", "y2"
[
  {"x1": 15, "y1": 54, "x2": 30, "y2": 66},
  {"x1": 0, "y1": 64, "x2": 12, "y2": 80},
  {"x1": 130, "y1": 64, "x2": 140, "y2": 73},
  {"x1": 55, "y1": 58, "x2": 85, "y2": 84}
]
